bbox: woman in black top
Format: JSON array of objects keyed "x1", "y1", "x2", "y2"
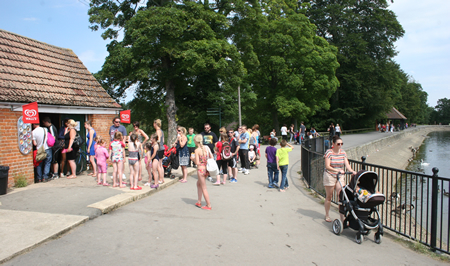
[{"x1": 65, "y1": 119, "x2": 79, "y2": 179}]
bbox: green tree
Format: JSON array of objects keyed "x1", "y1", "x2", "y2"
[
  {"x1": 303, "y1": 0, "x2": 405, "y2": 128},
  {"x1": 89, "y1": 0, "x2": 244, "y2": 143},
  {"x1": 434, "y1": 98, "x2": 450, "y2": 125},
  {"x1": 230, "y1": 0, "x2": 340, "y2": 133}
]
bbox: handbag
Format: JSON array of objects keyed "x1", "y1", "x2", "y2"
[
  {"x1": 47, "y1": 131, "x2": 55, "y2": 147},
  {"x1": 73, "y1": 133, "x2": 84, "y2": 148},
  {"x1": 35, "y1": 128, "x2": 48, "y2": 162},
  {"x1": 206, "y1": 147, "x2": 218, "y2": 176}
]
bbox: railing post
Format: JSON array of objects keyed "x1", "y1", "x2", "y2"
[
  {"x1": 308, "y1": 143, "x2": 312, "y2": 188},
  {"x1": 361, "y1": 156, "x2": 366, "y2": 170},
  {"x1": 430, "y1": 167, "x2": 439, "y2": 252}
]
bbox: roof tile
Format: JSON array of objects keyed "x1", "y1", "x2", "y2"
[{"x1": 0, "y1": 29, "x2": 120, "y2": 108}]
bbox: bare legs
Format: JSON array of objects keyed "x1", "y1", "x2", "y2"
[
  {"x1": 152, "y1": 159, "x2": 159, "y2": 187},
  {"x1": 90, "y1": 156, "x2": 97, "y2": 176},
  {"x1": 112, "y1": 162, "x2": 124, "y2": 187},
  {"x1": 129, "y1": 162, "x2": 139, "y2": 189},
  {"x1": 60, "y1": 153, "x2": 67, "y2": 177},
  {"x1": 324, "y1": 182, "x2": 343, "y2": 222},
  {"x1": 158, "y1": 158, "x2": 164, "y2": 184},
  {"x1": 180, "y1": 165, "x2": 187, "y2": 182},
  {"x1": 67, "y1": 159, "x2": 76, "y2": 179},
  {"x1": 196, "y1": 172, "x2": 211, "y2": 208}
]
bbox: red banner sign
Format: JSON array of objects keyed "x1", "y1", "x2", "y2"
[
  {"x1": 120, "y1": 110, "x2": 131, "y2": 124},
  {"x1": 22, "y1": 102, "x2": 39, "y2": 123}
]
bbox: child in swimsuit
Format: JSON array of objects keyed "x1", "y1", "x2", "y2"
[
  {"x1": 194, "y1": 134, "x2": 212, "y2": 210},
  {"x1": 109, "y1": 131, "x2": 125, "y2": 188},
  {"x1": 128, "y1": 133, "x2": 141, "y2": 190},
  {"x1": 95, "y1": 138, "x2": 109, "y2": 186},
  {"x1": 146, "y1": 134, "x2": 160, "y2": 189}
]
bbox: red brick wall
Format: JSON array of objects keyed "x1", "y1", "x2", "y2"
[
  {"x1": 0, "y1": 111, "x2": 117, "y2": 189},
  {"x1": 87, "y1": 114, "x2": 118, "y2": 145},
  {"x1": 0, "y1": 108, "x2": 34, "y2": 187}
]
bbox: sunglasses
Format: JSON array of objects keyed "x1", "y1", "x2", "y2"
[{"x1": 336, "y1": 143, "x2": 344, "y2": 146}]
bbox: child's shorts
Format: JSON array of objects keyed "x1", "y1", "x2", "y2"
[{"x1": 98, "y1": 164, "x2": 107, "y2": 173}]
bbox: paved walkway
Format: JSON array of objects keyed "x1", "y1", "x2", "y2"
[{"x1": 0, "y1": 129, "x2": 446, "y2": 264}]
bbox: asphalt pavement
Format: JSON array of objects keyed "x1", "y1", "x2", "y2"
[{"x1": 1, "y1": 135, "x2": 447, "y2": 265}]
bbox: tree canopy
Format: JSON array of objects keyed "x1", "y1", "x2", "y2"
[{"x1": 89, "y1": 0, "x2": 432, "y2": 136}]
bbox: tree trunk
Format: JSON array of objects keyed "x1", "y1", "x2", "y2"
[
  {"x1": 272, "y1": 111, "x2": 279, "y2": 135},
  {"x1": 165, "y1": 79, "x2": 178, "y2": 146}
]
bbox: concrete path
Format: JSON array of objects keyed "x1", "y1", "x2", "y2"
[
  {"x1": 0, "y1": 162, "x2": 190, "y2": 263},
  {"x1": 1, "y1": 139, "x2": 446, "y2": 265}
]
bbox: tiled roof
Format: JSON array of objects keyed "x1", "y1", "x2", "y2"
[
  {"x1": 0, "y1": 29, "x2": 121, "y2": 108},
  {"x1": 386, "y1": 107, "x2": 407, "y2": 120}
]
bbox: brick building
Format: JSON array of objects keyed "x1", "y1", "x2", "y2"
[{"x1": 0, "y1": 29, "x2": 121, "y2": 187}]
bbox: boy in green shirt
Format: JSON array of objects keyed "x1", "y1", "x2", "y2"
[
  {"x1": 276, "y1": 139, "x2": 294, "y2": 192},
  {"x1": 187, "y1": 128, "x2": 196, "y2": 167}
]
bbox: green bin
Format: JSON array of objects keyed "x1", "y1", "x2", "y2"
[{"x1": 0, "y1": 166, "x2": 10, "y2": 195}]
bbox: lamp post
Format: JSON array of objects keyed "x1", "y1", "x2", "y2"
[{"x1": 238, "y1": 85, "x2": 241, "y2": 126}]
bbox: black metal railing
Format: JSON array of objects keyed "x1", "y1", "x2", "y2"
[{"x1": 302, "y1": 137, "x2": 450, "y2": 254}]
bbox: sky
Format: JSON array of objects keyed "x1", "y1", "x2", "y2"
[{"x1": 0, "y1": 0, "x2": 448, "y2": 107}]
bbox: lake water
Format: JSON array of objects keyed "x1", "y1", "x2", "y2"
[
  {"x1": 402, "y1": 130, "x2": 450, "y2": 245},
  {"x1": 406, "y1": 130, "x2": 450, "y2": 178}
]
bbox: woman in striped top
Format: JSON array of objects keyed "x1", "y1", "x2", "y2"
[{"x1": 323, "y1": 135, "x2": 356, "y2": 222}]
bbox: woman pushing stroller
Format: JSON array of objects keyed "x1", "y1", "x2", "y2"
[{"x1": 323, "y1": 135, "x2": 356, "y2": 222}]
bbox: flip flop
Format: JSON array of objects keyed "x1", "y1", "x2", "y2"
[
  {"x1": 103, "y1": 183, "x2": 110, "y2": 186},
  {"x1": 325, "y1": 217, "x2": 332, "y2": 223}
]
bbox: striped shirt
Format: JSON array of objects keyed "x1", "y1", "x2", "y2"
[{"x1": 324, "y1": 149, "x2": 347, "y2": 176}]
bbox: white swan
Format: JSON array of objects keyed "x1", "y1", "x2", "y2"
[{"x1": 420, "y1": 159, "x2": 430, "y2": 166}]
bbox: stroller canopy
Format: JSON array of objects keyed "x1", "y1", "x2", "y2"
[{"x1": 349, "y1": 170, "x2": 378, "y2": 193}]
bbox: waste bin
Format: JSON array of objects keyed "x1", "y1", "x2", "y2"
[{"x1": 0, "y1": 166, "x2": 10, "y2": 195}]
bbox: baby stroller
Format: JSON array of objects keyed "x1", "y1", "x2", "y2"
[
  {"x1": 332, "y1": 170, "x2": 385, "y2": 244},
  {"x1": 162, "y1": 145, "x2": 177, "y2": 179}
]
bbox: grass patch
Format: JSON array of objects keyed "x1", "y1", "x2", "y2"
[
  {"x1": 393, "y1": 236, "x2": 450, "y2": 262},
  {"x1": 14, "y1": 174, "x2": 27, "y2": 188}
]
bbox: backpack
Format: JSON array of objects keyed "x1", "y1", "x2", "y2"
[{"x1": 221, "y1": 141, "x2": 232, "y2": 160}]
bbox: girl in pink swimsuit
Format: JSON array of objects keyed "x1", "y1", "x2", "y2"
[
  {"x1": 194, "y1": 135, "x2": 213, "y2": 210},
  {"x1": 95, "y1": 138, "x2": 109, "y2": 186}
]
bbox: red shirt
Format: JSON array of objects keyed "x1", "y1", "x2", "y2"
[{"x1": 215, "y1": 141, "x2": 223, "y2": 160}]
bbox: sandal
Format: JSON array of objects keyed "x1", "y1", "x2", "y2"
[
  {"x1": 201, "y1": 206, "x2": 212, "y2": 210},
  {"x1": 135, "y1": 186, "x2": 142, "y2": 190},
  {"x1": 119, "y1": 185, "x2": 126, "y2": 188},
  {"x1": 97, "y1": 182, "x2": 102, "y2": 185},
  {"x1": 325, "y1": 217, "x2": 332, "y2": 223},
  {"x1": 103, "y1": 183, "x2": 110, "y2": 186},
  {"x1": 195, "y1": 202, "x2": 201, "y2": 208}
]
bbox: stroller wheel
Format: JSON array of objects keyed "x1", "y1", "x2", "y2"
[
  {"x1": 374, "y1": 234, "x2": 382, "y2": 244},
  {"x1": 355, "y1": 233, "x2": 364, "y2": 244},
  {"x1": 332, "y1": 219, "x2": 343, "y2": 235}
]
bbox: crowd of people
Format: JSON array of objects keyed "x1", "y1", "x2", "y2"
[{"x1": 32, "y1": 117, "x2": 357, "y2": 217}]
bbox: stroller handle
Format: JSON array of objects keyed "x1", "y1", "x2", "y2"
[{"x1": 336, "y1": 171, "x2": 354, "y2": 180}]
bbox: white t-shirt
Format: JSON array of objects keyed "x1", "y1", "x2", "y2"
[
  {"x1": 281, "y1": 126, "x2": 287, "y2": 136},
  {"x1": 32, "y1": 127, "x2": 49, "y2": 150},
  {"x1": 249, "y1": 150, "x2": 255, "y2": 160}
]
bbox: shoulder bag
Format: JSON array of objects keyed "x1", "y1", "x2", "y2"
[
  {"x1": 36, "y1": 128, "x2": 48, "y2": 162},
  {"x1": 206, "y1": 146, "x2": 218, "y2": 176}
]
